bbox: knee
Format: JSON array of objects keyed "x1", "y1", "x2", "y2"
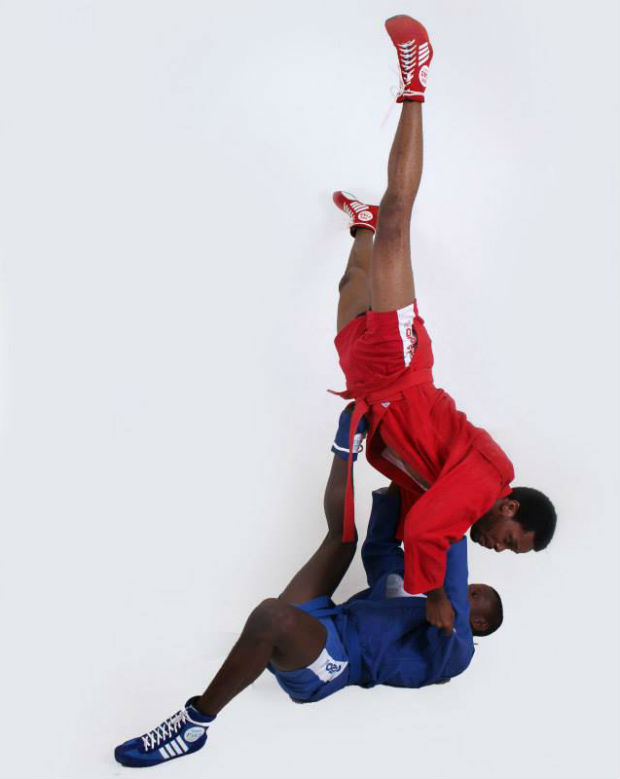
[
  {"x1": 246, "y1": 597, "x2": 286, "y2": 639},
  {"x1": 325, "y1": 527, "x2": 358, "y2": 548},
  {"x1": 378, "y1": 193, "x2": 412, "y2": 235},
  {"x1": 403, "y1": 526, "x2": 424, "y2": 550},
  {"x1": 338, "y1": 265, "x2": 367, "y2": 293}
]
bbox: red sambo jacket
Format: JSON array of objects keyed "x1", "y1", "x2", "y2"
[{"x1": 332, "y1": 304, "x2": 514, "y2": 595}]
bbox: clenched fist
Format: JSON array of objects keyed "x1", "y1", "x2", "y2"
[{"x1": 425, "y1": 586, "x2": 455, "y2": 636}]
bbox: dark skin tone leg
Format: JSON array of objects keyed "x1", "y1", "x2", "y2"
[
  {"x1": 193, "y1": 111, "x2": 426, "y2": 716},
  {"x1": 337, "y1": 227, "x2": 373, "y2": 333},
  {"x1": 337, "y1": 106, "x2": 424, "y2": 331},
  {"x1": 194, "y1": 457, "x2": 355, "y2": 716},
  {"x1": 371, "y1": 101, "x2": 422, "y2": 312}
]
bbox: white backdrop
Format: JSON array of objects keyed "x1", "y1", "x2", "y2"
[{"x1": 1, "y1": 2, "x2": 618, "y2": 778}]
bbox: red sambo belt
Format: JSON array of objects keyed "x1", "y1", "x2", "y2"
[{"x1": 329, "y1": 367, "x2": 433, "y2": 542}]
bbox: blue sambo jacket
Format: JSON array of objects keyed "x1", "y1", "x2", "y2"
[{"x1": 337, "y1": 488, "x2": 475, "y2": 689}]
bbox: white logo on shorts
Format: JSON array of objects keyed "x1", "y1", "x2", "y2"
[
  {"x1": 183, "y1": 727, "x2": 205, "y2": 743},
  {"x1": 397, "y1": 305, "x2": 417, "y2": 367},
  {"x1": 307, "y1": 647, "x2": 349, "y2": 683}
]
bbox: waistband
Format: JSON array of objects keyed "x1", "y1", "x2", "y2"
[
  {"x1": 330, "y1": 367, "x2": 433, "y2": 404},
  {"x1": 328, "y1": 368, "x2": 434, "y2": 544}
]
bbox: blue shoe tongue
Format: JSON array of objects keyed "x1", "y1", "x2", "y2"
[{"x1": 185, "y1": 698, "x2": 216, "y2": 723}]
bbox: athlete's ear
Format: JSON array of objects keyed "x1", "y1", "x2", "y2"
[
  {"x1": 471, "y1": 615, "x2": 489, "y2": 634},
  {"x1": 500, "y1": 498, "x2": 519, "y2": 517}
]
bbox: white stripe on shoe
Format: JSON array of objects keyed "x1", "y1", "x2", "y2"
[
  {"x1": 176, "y1": 736, "x2": 189, "y2": 753},
  {"x1": 159, "y1": 747, "x2": 170, "y2": 760},
  {"x1": 187, "y1": 714, "x2": 209, "y2": 726},
  {"x1": 164, "y1": 744, "x2": 176, "y2": 758},
  {"x1": 170, "y1": 741, "x2": 182, "y2": 755}
]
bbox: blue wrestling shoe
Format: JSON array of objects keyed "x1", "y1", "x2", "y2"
[
  {"x1": 114, "y1": 697, "x2": 215, "y2": 768},
  {"x1": 331, "y1": 404, "x2": 369, "y2": 461}
]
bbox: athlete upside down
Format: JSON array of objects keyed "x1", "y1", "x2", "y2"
[
  {"x1": 114, "y1": 12, "x2": 556, "y2": 768},
  {"x1": 330, "y1": 15, "x2": 556, "y2": 634}
]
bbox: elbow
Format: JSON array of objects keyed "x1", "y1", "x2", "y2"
[
  {"x1": 360, "y1": 540, "x2": 373, "y2": 568},
  {"x1": 404, "y1": 525, "x2": 424, "y2": 549}
]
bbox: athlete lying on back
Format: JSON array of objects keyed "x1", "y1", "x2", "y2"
[{"x1": 115, "y1": 408, "x2": 503, "y2": 768}]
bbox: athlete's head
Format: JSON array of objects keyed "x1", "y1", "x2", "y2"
[
  {"x1": 469, "y1": 487, "x2": 556, "y2": 554},
  {"x1": 468, "y1": 583, "x2": 503, "y2": 636}
]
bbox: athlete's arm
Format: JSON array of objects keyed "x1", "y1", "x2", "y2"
[
  {"x1": 424, "y1": 538, "x2": 470, "y2": 635},
  {"x1": 360, "y1": 484, "x2": 405, "y2": 587},
  {"x1": 425, "y1": 587, "x2": 454, "y2": 635},
  {"x1": 403, "y1": 470, "x2": 503, "y2": 596}
]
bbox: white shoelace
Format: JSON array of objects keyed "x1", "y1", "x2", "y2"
[
  {"x1": 141, "y1": 708, "x2": 189, "y2": 751},
  {"x1": 394, "y1": 39, "x2": 418, "y2": 100},
  {"x1": 343, "y1": 200, "x2": 370, "y2": 220}
]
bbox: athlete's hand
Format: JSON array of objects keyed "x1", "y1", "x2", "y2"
[{"x1": 425, "y1": 587, "x2": 455, "y2": 636}]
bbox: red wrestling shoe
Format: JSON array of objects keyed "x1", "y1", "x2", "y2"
[
  {"x1": 385, "y1": 15, "x2": 433, "y2": 103},
  {"x1": 332, "y1": 191, "x2": 378, "y2": 236}
]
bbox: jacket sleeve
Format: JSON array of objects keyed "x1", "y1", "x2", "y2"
[
  {"x1": 442, "y1": 538, "x2": 470, "y2": 630},
  {"x1": 422, "y1": 539, "x2": 473, "y2": 682},
  {"x1": 401, "y1": 450, "x2": 502, "y2": 594},
  {"x1": 361, "y1": 488, "x2": 405, "y2": 588}
]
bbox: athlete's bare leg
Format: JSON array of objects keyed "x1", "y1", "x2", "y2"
[
  {"x1": 371, "y1": 101, "x2": 423, "y2": 312},
  {"x1": 193, "y1": 455, "x2": 355, "y2": 716},
  {"x1": 337, "y1": 228, "x2": 374, "y2": 333},
  {"x1": 194, "y1": 597, "x2": 327, "y2": 715}
]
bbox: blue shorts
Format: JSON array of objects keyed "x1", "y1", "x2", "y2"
[{"x1": 266, "y1": 596, "x2": 350, "y2": 704}]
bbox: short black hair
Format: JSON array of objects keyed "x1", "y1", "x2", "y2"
[
  {"x1": 473, "y1": 587, "x2": 503, "y2": 637},
  {"x1": 509, "y1": 486, "x2": 557, "y2": 550}
]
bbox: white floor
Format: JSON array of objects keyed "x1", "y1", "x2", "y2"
[{"x1": 0, "y1": 2, "x2": 618, "y2": 778}]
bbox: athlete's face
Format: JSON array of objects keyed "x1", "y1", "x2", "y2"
[
  {"x1": 467, "y1": 583, "x2": 496, "y2": 633},
  {"x1": 470, "y1": 500, "x2": 535, "y2": 553}
]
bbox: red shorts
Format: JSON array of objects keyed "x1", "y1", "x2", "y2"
[{"x1": 334, "y1": 304, "x2": 418, "y2": 390}]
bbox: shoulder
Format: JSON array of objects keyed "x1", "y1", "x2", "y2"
[
  {"x1": 472, "y1": 430, "x2": 515, "y2": 486},
  {"x1": 446, "y1": 537, "x2": 468, "y2": 569}
]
